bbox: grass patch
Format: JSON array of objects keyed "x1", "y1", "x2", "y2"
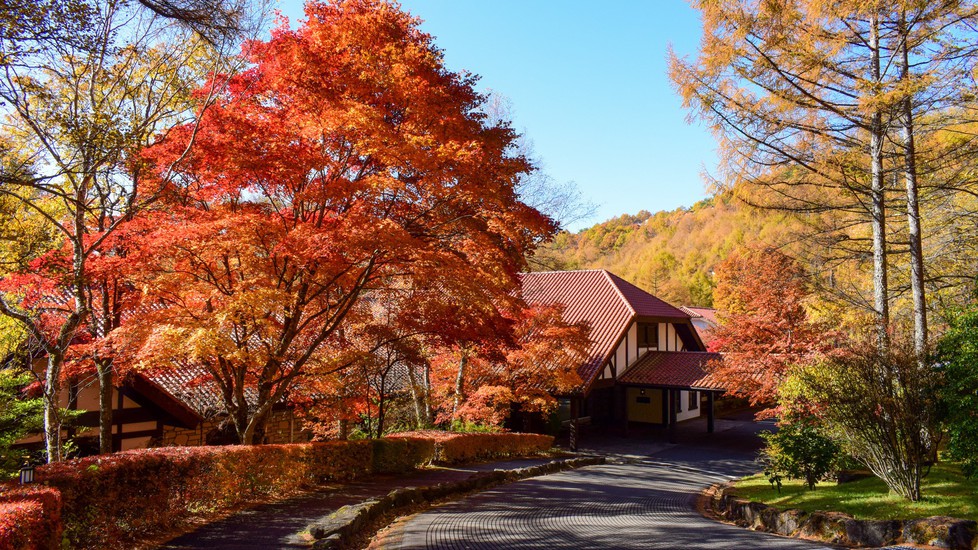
[{"x1": 731, "y1": 462, "x2": 978, "y2": 521}]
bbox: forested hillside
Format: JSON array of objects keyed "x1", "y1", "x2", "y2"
[
  {"x1": 532, "y1": 192, "x2": 798, "y2": 307},
  {"x1": 534, "y1": 182, "x2": 978, "y2": 335}
]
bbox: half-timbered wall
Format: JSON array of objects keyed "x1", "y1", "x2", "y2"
[{"x1": 597, "y1": 321, "x2": 689, "y2": 382}]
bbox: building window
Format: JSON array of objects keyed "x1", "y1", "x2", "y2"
[
  {"x1": 688, "y1": 391, "x2": 698, "y2": 410},
  {"x1": 637, "y1": 322, "x2": 658, "y2": 348}
]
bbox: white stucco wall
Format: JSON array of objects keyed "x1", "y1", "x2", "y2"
[{"x1": 675, "y1": 390, "x2": 702, "y2": 421}]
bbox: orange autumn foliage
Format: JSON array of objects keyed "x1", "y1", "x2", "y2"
[
  {"x1": 433, "y1": 302, "x2": 590, "y2": 426},
  {"x1": 117, "y1": 0, "x2": 553, "y2": 444},
  {"x1": 708, "y1": 248, "x2": 833, "y2": 416}
]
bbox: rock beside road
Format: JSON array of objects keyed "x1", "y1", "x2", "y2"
[{"x1": 711, "y1": 483, "x2": 977, "y2": 549}]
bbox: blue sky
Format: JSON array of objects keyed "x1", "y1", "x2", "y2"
[{"x1": 273, "y1": 1, "x2": 718, "y2": 231}]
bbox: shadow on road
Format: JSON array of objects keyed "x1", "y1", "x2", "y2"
[{"x1": 396, "y1": 414, "x2": 828, "y2": 549}]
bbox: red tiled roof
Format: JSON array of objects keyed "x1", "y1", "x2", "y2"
[
  {"x1": 680, "y1": 306, "x2": 718, "y2": 345},
  {"x1": 617, "y1": 351, "x2": 724, "y2": 390},
  {"x1": 519, "y1": 270, "x2": 691, "y2": 391},
  {"x1": 135, "y1": 363, "x2": 307, "y2": 426},
  {"x1": 680, "y1": 306, "x2": 717, "y2": 325},
  {"x1": 520, "y1": 271, "x2": 630, "y2": 388},
  {"x1": 136, "y1": 365, "x2": 241, "y2": 420},
  {"x1": 606, "y1": 272, "x2": 692, "y2": 319}
]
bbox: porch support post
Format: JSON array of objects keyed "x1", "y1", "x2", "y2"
[
  {"x1": 660, "y1": 389, "x2": 668, "y2": 428},
  {"x1": 570, "y1": 396, "x2": 580, "y2": 452},
  {"x1": 668, "y1": 389, "x2": 678, "y2": 444},
  {"x1": 706, "y1": 391, "x2": 715, "y2": 434},
  {"x1": 618, "y1": 385, "x2": 628, "y2": 436}
]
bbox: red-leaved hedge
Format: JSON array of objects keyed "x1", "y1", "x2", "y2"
[
  {"x1": 439, "y1": 433, "x2": 554, "y2": 463},
  {"x1": 389, "y1": 431, "x2": 554, "y2": 463},
  {"x1": 0, "y1": 432, "x2": 547, "y2": 549},
  {"x1": 37, "y1": 438, "x2": 434, "y2": 548},
  {"x1": 0, "y1": 486, "x2": 61, "y2": 550}
]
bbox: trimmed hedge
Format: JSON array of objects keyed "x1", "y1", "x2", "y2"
[
  {"x1": 0, "y1": 432, "x2": 547, "y2": 549},
  {"x1": 438, "y1": 433, "x2": 554, "y2": 463},
  {"x1": 389, "y1": 431, "x2": 555, "y2": 463},
  {"x1": 0, "y1": 486, "x2": 61, "y2": 550},
  {"x1": 40, "y1": 441, "x2": 384, "y2": 548},
  {"x1": 370, "y1": 438, "x2": 436, "y2": 473}
]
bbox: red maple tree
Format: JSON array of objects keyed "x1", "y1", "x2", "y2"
[{"x1": 114, "y1": 0, "x2": 553, "y2": 444}]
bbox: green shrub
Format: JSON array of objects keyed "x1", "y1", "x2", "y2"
[
  {"x1": 0, "y1": 369, "x2": 44, "y2": 478},
  {"x1": 448, "y1": 420, "x2": 501, "y2": 434},
  {"x1": 760, "y1": 420, "x2": 840, "y2": 491},
  {"x1": 936, "y1": 304, "x2": 978, "y2": 478}
]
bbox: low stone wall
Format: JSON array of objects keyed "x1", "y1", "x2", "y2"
[
  {"x1": 160, "y1": 420, "x2": 213, "y2": 447},
  {"x1": 710, "y1": 483, "x2": 978, "y2": 549},
  {"x1": 160, "y1": 411, "x2": 312, "y2": 447}
]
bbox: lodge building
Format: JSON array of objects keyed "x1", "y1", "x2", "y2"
[
  {"x1": 14, "y1": 269, "x2": 722, "y2": 453},
  {"x1": 520, "y1": 270, "x2": 724, "y2": 439}
]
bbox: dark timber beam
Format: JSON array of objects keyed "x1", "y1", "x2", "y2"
[
  {"x1": 707, "y1": 392, "x2": 715, "y2": 433},
  {"x1": 618, "y1": 385, "x2": 628, "y2": 436},
  {"x1": 660, "y1": 389, "x2": 668, "y2": 429},
  {"x1": 668, "y1": 389, "x2": 678, "y2": 443}
]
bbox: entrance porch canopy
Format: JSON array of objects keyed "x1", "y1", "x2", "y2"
[
  {"x1": 617, "y1": 351, "x2": 724, "y2": 391},
  {"x1": 618, "y1": 351, "x2": 725, "y2": 437}
]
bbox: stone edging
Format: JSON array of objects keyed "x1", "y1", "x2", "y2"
[
  {"x1": 707, "y1": 482, "x2": 978, "y2": 549},
  {"x1": 309, "y1": 456, "x2": 605, "y2": 549}
]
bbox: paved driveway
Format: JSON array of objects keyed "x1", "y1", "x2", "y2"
[{"x1": 390, "y1": 416, "x2": 834, "y2": 549}]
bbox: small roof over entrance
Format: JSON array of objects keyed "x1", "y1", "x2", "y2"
[{"x1": 618, "y1": 351, "x2": 724, "y2": 391}]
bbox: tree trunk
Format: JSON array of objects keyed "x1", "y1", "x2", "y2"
[
  {"x1": 407, "y1": 364, "x2": 424, "y2": 428},
  {"x1": 898, "y1": 13, "x2": 927, "y2": 364},
  {"x1": 376, "y1": 390, "x2": 386, "y2": 438},
  {"x1": 96, "y1": 357, "x2": 114, "y2": 454},
  {"x1": 869, "y1": 14, "x2": 890, "y2": 354},
  {"x1": 422, "y1": 363, "x2": 432, "y2": 426},
  {"x1": 452, "y1": 353, "x2": 468, "y2": 421},
  {"x1": 239, "y1": 408, "x2": 269, "y2": 445},
  {"x1": 43, "y1": 351, "x2": 63, "y2": 463},
  {"x1": 407, "y1": 363, "x2": 433, "y2": 429},
  {"x1": 233, "y1": 401, "x2": 251, "y2": 445},
  {"x1": 250, "y1": 414, "x2": 268, "y2": 444}
]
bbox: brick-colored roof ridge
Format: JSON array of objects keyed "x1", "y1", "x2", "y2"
[
  {"x1": 525, "y1": 270, "x2": 691, "y2": 319},
  {"x1": 604, "y1": 271, "x2": 690, "y2": 319},
  {"x1": 679, "y1": 306, "x2": 702, "y2": 317},
  {"x1": 518, "y1": 270, "x2": 634, "y2": 390},
  {"x1": 600, "y1": 270, "x2": 637, "y2": 317},
  {"x1": 522, "y1": 268, "x2": 609, "y2": 276},
  {"x1": 521, "y1": 269, "x2": 633, "y2": 313}
]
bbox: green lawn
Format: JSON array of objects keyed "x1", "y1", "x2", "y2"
[{"x1": 731, "y1": 462, "x2": 978, "y2": 521}]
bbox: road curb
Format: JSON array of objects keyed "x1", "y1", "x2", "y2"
[{"x1": 309, "y1": 456, "x2": 605, "y2": 549}]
